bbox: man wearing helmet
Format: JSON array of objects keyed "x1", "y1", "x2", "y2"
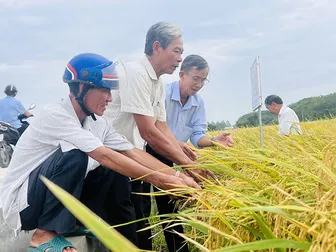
[
  {"x1": 0, "y1": 53, "x2": 200, "y2": 252},
  {"x1": 0, "y1": 85, "x2": 33, "y2": 135}
]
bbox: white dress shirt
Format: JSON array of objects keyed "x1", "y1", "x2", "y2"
[
  {"x1": 105, "y1": 56, "x2": 166, "y2": 150},
  {"x1": 278, "y1": 105, "x2": 302, "y2": 135}
]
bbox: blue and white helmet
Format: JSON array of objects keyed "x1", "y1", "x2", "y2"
[
  {"x1": 63, "y1": 53, "x2": 119, "y2": 90},
  {"x1": 63, "y1": 53, "x2": 119, "y2": 120}
]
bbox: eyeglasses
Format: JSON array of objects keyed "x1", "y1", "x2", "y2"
[{"x1": 186, "y1": 73, "x2": 209, "y2": 85}]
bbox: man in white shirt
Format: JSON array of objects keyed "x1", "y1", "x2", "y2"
[
  {"x1": 0, "y1": 53, "x2": 199, "y2": 252},
  {"x1": 265, "y1": 95, "x2": 302, "y2": 135},
  {"x1": 106, "y1": 22, "x2": 214, "y2": 251}
]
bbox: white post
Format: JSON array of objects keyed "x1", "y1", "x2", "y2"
[
  {"x1": 258, "y1": 106, "x2": 264, "y2": 148},
  {"x1": 256, "y1": 56, "x2": 264, "y2": 148}
]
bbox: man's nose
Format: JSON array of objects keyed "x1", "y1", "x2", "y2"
[{"x1": 107, "y1": 92, "x2": 112, "y2": 102}]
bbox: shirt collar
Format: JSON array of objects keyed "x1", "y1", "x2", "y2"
[
  {"x1": 278, "y1": 105, "x2": 286, "y2": 116},
  {"x1": 171, "y1": 81, "x2": 199, "y2": 109},
  {"x1": 141, "y1": 55, "x2": 158, "y2": 81},
  {"x1": 61, "y1": 96, "x2": 86, "y2": 126},
  {"x1": 171, "y1": 81, "x2": 181, "y2": 102}
]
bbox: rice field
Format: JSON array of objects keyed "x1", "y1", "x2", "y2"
[
  {"x1": 151, "y1": 119, "x2": 336, "y2": 252},
  {"x1": 44, "y1": 118, "x2": 336, "y2": 252}
]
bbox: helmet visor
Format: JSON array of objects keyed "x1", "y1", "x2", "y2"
[{"x1": 101, "y1": 62, "x2": 119, "y2": 90}]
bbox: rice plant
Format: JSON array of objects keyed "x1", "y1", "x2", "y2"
[
  {"x1": 149, "y1": 119, "x2": 336, "y2": 251},
  {"x1": 43, "y1": 119, "x2": 336, "y2": 251}
]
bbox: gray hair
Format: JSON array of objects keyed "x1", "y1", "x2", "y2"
[
  {"x1": 180, "y1": 54, "x2": 208, "y2": 72},
  {"x1": 144, "y1": 22, "x2": 182, "y2": 56}
]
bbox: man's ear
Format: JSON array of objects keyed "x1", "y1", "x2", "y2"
[
  {"x1": 152, "y1": 41, "x2": 162, "y2": 55},
  {"x1": 179, "y1": 71, "x2": 184, "y2": 79}
]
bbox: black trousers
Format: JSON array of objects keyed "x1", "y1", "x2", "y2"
[
  {"x1": 20, "y1": 148, "x2": 137, "y2": 245},
  {"x1": 131, "y1": 180, "x2": 152, "y2": 250},
  {"x1": 131, "y1": 145, "x2": 189, "y2": 252},
  {"x1": 17, "y1": 123, "x2": 29, "y2": 136}
]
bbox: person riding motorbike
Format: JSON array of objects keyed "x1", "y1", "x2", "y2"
[
  {"x1": 0, "y1": 85, "x2": 33, "y2": 135},
  {"x1": 0, "y1": 105, "x2": 36, "y2": 167},
  {"x1": 0, "y1": 86, "x2": 35, "y2": 168}
]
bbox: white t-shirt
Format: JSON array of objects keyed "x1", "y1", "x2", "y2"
[
  {"x1": 105, "y1": 56, "x2": 166, "y2": 150},
  {"x1": 0, "y1": 96, "x2": 133, "y2": 234},
  {"x1": 278, "y1": 105, "x2": 302, "y2": 135}
]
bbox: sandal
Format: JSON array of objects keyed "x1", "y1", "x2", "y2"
[{"x1": 27, "y1": 235, "x2": 76, "y2": 252}]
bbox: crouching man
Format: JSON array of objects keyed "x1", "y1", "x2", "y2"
[{"x1": 0, "y1": 53, "x2": 200, "y2": 252}]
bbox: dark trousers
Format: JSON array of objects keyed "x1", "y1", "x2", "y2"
[
  {"x1": 19, "y1": 148, "x2": 137, "y2": 245},
  {"x1": 131, "y1": 180, "x2": 152, "y2": 250},
  {"x1": 17, "y1": 123, "x2": 29, "y2": 136},
  {"x1": 104, "y1": 172, "x2": 137, "y2": 245},
  {"x1": 131, "y1": 145, "x2": 189, "y2": 252}
]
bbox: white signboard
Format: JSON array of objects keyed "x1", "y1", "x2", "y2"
[{"x1": 250, "y1": 57, "x2": 262, "y2": 111}]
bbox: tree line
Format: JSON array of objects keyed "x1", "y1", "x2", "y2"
[{"x1": 208, "y1": 93, "x2": 336, "y2": 130}]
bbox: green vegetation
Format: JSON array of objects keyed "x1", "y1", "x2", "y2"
[
  {"x1": 234, "y1": 93, "x2": 336, "y2": 128},
  {"x1": 207, "y1": 120, "x2": 232, "y2": 131}
]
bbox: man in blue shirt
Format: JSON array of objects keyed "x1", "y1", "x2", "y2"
[
  {"x1": 164, "y1": 55, "x2": 234, "y2": 149},
  {"x1": 0, "y1": 85, "x2": 33, "y2": 135},
  {"x1": 146, "y1": 54, "x2": 234, "y2": 252}
]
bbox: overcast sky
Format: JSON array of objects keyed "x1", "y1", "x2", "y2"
[{"x1": 1, "y1": 0, "x2": 335, "y2": 123}]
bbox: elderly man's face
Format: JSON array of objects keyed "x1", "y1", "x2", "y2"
[
  {"x1": 83, "y1": 87, "x2": 112, "y2": 116},
  {"x1": 266, "y1": 103, "x2": 279, "y2": 115},
  {"x1": 181, "y1": 66, "x2": 209, "y2": 97},
  {"x1": 159, "y1": 38, "x2": 183, "y2": 75}
]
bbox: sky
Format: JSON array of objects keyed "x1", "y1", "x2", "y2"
[{"x1": 0, "y1": 0, "x2": 335, "y2": 124}]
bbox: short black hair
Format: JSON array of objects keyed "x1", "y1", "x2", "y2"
[
  {"x1": 4, "y1": 85, "x2": 18, "y2": 96},
  {"x1": 180, "y1": 54, "x2": 208, "y2": 73},
  {"x1": 265, "y1": 95, "x2": 283, "y2": 105}
]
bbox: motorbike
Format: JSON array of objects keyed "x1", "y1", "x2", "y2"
[{"x1": 0, "y1": 103, "x2": 35, "y2": 168}]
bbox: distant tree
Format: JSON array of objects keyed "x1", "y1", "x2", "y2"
[
  {"x1": 207, "y1": 122, "x2": 217, "y2": 131},
  {"x1": 207, "y1": 120, "x2": 232, "y2": 131},
  {"x1": 290, "y1": 93, "x2": 336, "y2": 121}
]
